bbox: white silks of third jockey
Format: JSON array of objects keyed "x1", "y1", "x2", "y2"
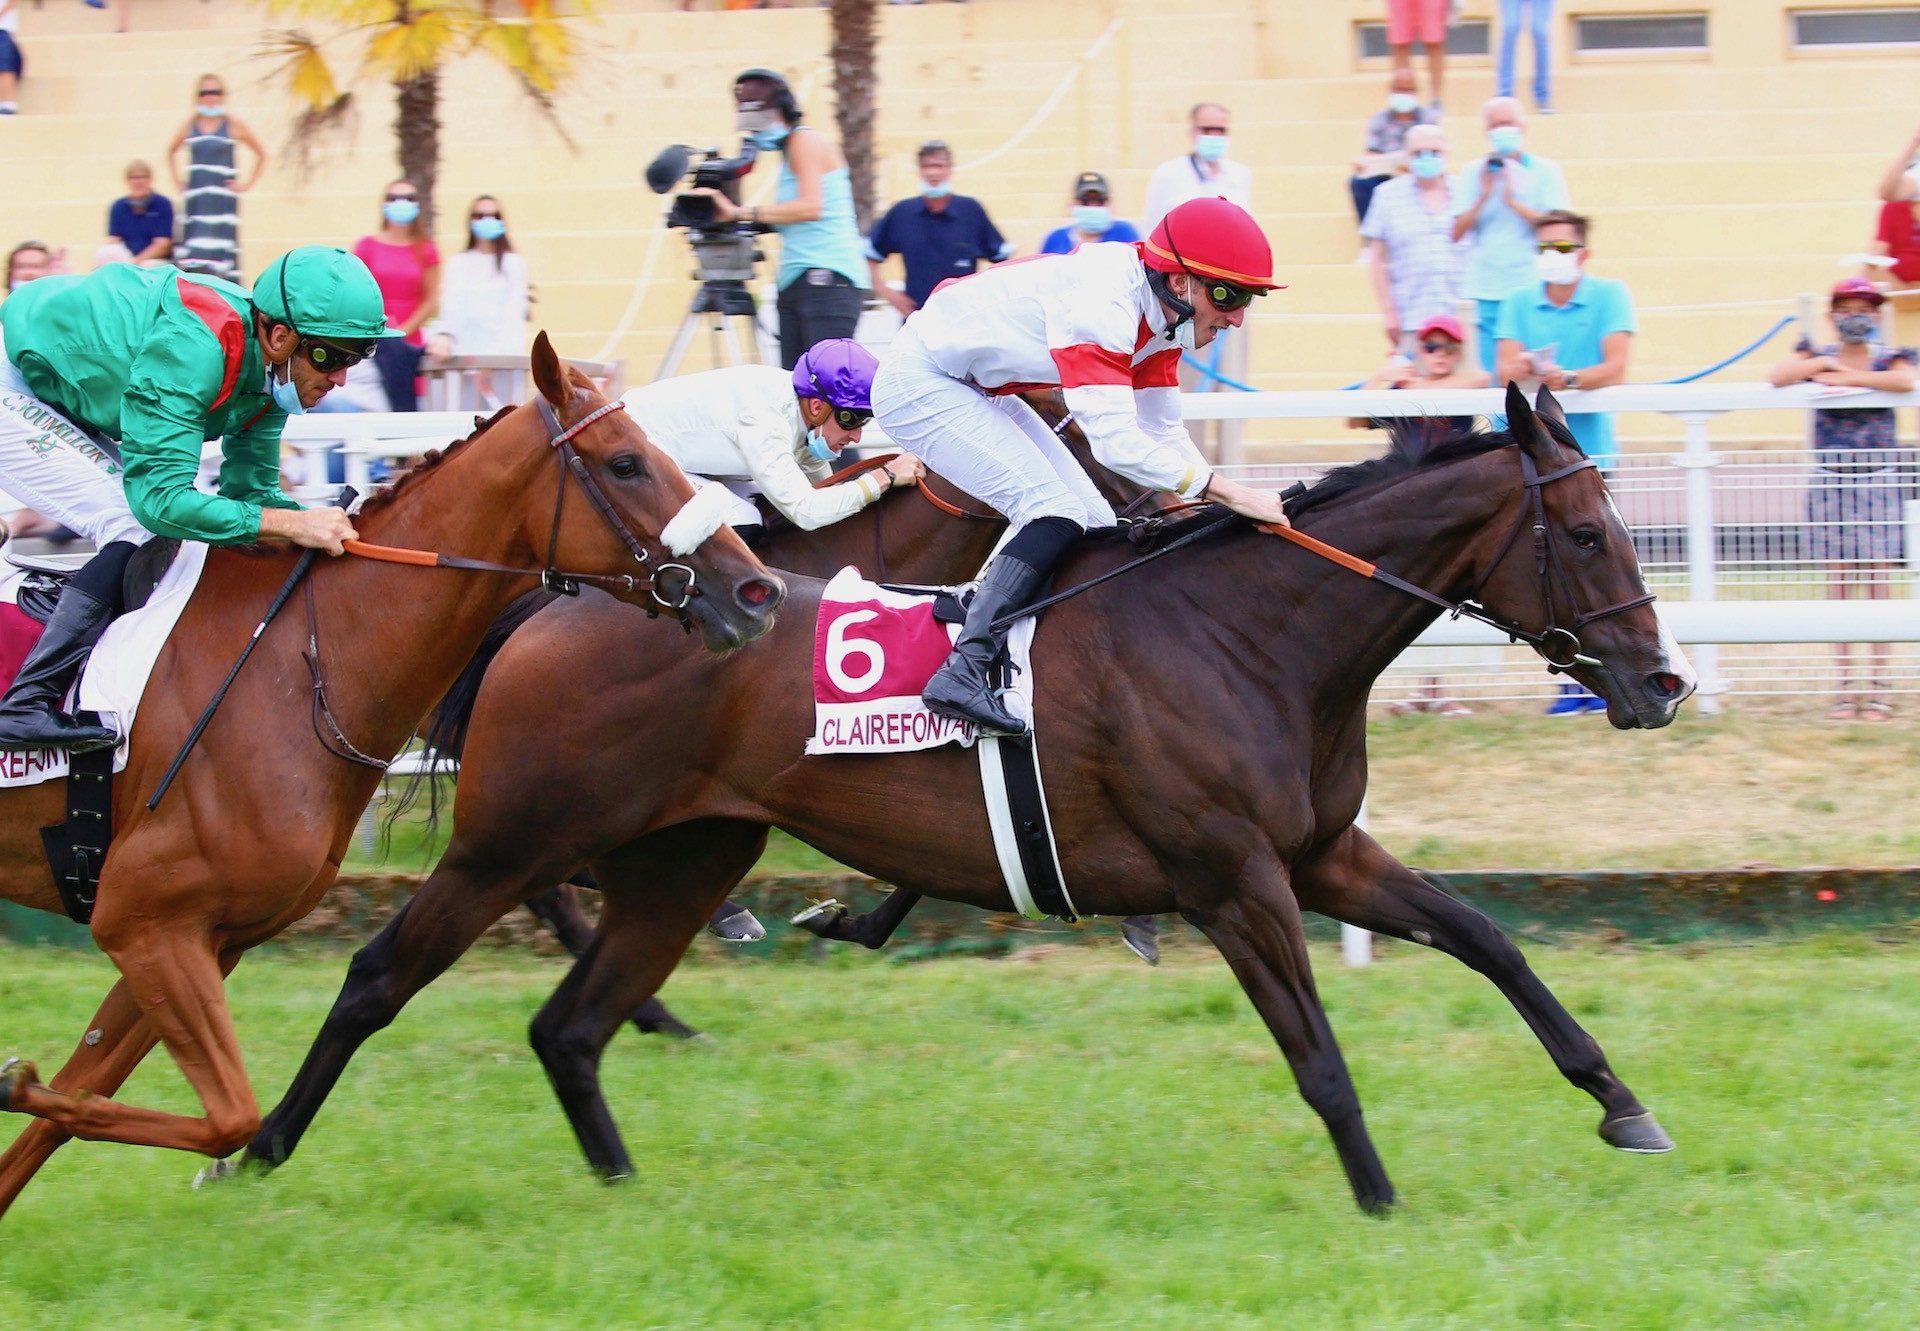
[
  {"x1": 871, "y1": 194, "x2": 1290, "y2": 739},
  {"x1": 625, "y1": 339, "x2": 914, "y2": 551}
]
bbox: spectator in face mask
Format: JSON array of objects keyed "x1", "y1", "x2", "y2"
[
  {"x1": 1040, "y1": 172, "x2": 1142, "y2": 254},
  {"x1": 1142, "y1": 103, "x2": 1256, "y2": 462},
  {"x1": 1452, "y1": 97, "x2": 1569, "y2": 374},
  {"x1": 1769, "y1": 279, "x2": 1917, "y2": 723},
  {"x1": 1361, "y1": 123, "x2": 1464, "y2": 357},
  {"x1": 1351, "y1": 67, "x2": 1437, "y2": 226},
  {"x1": 865, "y1": 141, "x2": 1014, "y2": 317}
]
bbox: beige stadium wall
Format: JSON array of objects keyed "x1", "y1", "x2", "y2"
[{"x1": 0, "y1": 0, "x2": 1914, "y2": 456}]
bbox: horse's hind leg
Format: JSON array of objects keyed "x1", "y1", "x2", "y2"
[
  {"x1": 243, "y1": 853, "x2": 548, "y2": 1173},
  {"x1": 530, "y1": 820, "x2": 768, "y2": 1179},
  {"x1": 5, "y1": 927, "x2": 259, "y2": 1158},
  {"x1": 525, "y1": 879, "x2": 702, "y2": 1040},
  {"x1": 792, "y1": 888, "x2": 924, "y2": 949},
  {"x1": 1291, "y1": 826, "x2": 1669, "y2": 1153},
  {"x1": 1184, "y1": 852, "x2": 1395, "y2": 1214},
  {"x1": 0, "y1": 977, "x2": 162, "y2": 1218}
]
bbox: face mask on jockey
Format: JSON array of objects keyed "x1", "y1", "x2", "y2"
[
  {"x1": 270, "y1": 358, "x2": 308, "y2": 416},
  {"x1": 805, "y1": 428, "x2": 836, "y2": 463}
]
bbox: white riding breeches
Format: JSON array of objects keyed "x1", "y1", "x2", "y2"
[
  {"x1": 872, "y1": 332, "x2": 1116, "y2": 532},
  {"x1": 0, "y1": 346, "x2": 152, "y2": 549}
]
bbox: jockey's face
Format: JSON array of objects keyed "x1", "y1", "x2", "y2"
[
  {"x1": 259, "y1": 319, "x2": 351, "y2": 408},
  {"x1": 800, "y1": 395, "x2": 865, "y2": 451},
  {"x1": 1179, "y1": 272, "x2": 1248, "y2": 345}
]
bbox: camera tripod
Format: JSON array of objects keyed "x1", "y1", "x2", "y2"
[{"x1": 654, "y1": 230, "x2": 778, "y2": 380}]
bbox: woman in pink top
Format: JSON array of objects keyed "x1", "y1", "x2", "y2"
[{"x1": 353, "y1": 178, "x2": 441, "y2": 410}]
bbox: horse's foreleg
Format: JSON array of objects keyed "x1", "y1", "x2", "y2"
[
  {"x1": 530, "y1": 821, "x2": 767, "y2": 1179},
  {"x1": 245, "y1": 857, "x2": 540, "y2": 1172},
  {"x1": 1184, "y1": 854, "x2": 1395, "y2": 1213},
  {"x1": 526, "y1": 880, "x2": 702, "y2": 1040},
  {"x1": 792, "y1": 888, "x2": 924, "y2": 949},
  {"x1": 0, "y1": 978, "x2": 160, "y2": 1218},
  {"x1": 1291, "y1": 826, "x2": 1670, "y2": 1153},
  {"x1": 5, "y1": 932, "x2": 258, "y2": 1157}
]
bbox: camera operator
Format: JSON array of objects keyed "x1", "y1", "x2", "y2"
[
  {"x1": 1449, "y1": 97, "x2": 1569, "y2": 374},
  {"x1": 686, "y1": 68, "x2": 870, "y2": 369}
]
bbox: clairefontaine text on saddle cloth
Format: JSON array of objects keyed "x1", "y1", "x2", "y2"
[{"x1": 806, "y1": 567, "x2": 1035, "y2": 756}]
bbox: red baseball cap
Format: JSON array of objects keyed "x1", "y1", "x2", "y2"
[
  {"x1": 1417, "y1": 313, "x2": 1467, "y2": 343},
  {"x1": 1830, "y1": 277, "x2": 1886, "y2": 307}
]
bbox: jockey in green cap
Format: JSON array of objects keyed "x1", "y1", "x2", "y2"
[{"x1": 0, "y1": 245, "x2": 401, "y2": 753}]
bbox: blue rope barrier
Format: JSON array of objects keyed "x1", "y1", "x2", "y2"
[{"x1": 1654, "y1": 315, "x2": 1795, "y2": 385}]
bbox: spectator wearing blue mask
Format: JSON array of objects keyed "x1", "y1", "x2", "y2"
[
  {"x1": 865, "y1": 141, "x2": 1014, "y2": 317},
  {"x1": 1040, "y1": 172, "x2": 1142, "y2": 254},
  {"x1": 1351, "y1": 67, "x2": 1438, "y2": 226},
  {"x1": 1361, "y1": 123, "x2": 1464, "y2": 357},
  {"x1": 1142, "y1": 102, "x2": 1256, "y2": 461},
  {"x1": 1451, "y1": 97, "x2": 1569, "y2": 374}
]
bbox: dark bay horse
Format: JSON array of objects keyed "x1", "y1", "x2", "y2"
[
  {"x1": 242, "y1": 385, "x2": 1695, "y2": 1213},
  {"x1": 0, "y1": 333, "x2": 782, "y2": 1220}
]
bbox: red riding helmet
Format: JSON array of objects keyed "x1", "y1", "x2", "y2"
[{"x1": 1141, "y1": 197, "x2": 1286, "y2": 292}]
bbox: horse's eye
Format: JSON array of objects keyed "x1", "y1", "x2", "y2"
[
  {"x1": 608, "y1": 453, "x2": 644, "y2": 480},
  {"x1": 1572, "y1": 528, "x2": 1601, "y2": 551}
]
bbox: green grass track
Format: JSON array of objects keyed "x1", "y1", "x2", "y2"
[{"x1": 4, "y1": 937, "x2": 1919, "y2": 1327}]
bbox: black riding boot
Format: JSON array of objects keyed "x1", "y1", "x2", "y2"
[
  {"x1": 922, "y1": 556, "x2": 1046, "y2": 739},
  {"x1": 0, "y1": 584, "x2": 120, "y2": 753}
]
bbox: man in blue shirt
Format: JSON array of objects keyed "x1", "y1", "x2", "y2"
[
  {"x1": 1493, "y1": 209, "x2": 1634, "y2": 467},
  {"x1": 105, "y1": 160, "x2": 174, "y2": 264},
  {"x1": 1451, "y1": 98, "x2": 1568, "y2": 373},
  {"x1": 866, "y1": 141, "x2": 1014, "y2": 316},
  {"x1": 1494, "y1": 209, "x2": 1634, "y2": 718}
]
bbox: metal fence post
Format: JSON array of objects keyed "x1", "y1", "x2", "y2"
[{"x1": 1673, "y1": 410, "x2": 1725, "y2": 713}]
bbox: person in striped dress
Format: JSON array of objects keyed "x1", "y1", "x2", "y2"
[{"x1": 166, "y1": 74, "x2": 266, "y2": 282}]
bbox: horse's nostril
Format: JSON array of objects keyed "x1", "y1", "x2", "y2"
[
  {"x1": 738, "y1": 577, "x2": 781, "y2": 610},
  {"x1": 1648, "y1": 671, "x2": 1681, "y2": 698}
]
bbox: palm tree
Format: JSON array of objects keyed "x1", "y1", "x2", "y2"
[
  {"x1": 828, "y1": 0, "x2": 878, "y2": 233},
  {"x1": 253, "y1": 0, "x2": 585, "y2": 226}
]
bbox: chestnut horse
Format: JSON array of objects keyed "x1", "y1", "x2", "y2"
[
  {"x1": 242, "y1": 386, "x2": 1694, "y2": 1213},
  {"x1": 0, "y1": 333, "x2": 782, "y2": 1221}
]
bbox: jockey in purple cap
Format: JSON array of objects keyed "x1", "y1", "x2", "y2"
[{"x1": 619, "y1": 339, "x2": 923, "y2": 544}]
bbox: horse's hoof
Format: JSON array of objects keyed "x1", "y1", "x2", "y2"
[
  {"x1": 192, "y1": 1157, "x2": 245, "y2": 1191},
  {"x1": 790, "y1": 899, "x2": 847, "y2": 936},
  {"x1": 707, "y1": 902, "x2": 766, "y2": 943},
  {"x1": 1120, "y1": 920, "x2": 1160, "y2": 967},
  {"x1": 1600, "y1": 1111, "x2": 1674, "y2": 1154},
  {"x1": 0, "y1": 1057, "x2": 38, "y2": 1111}
]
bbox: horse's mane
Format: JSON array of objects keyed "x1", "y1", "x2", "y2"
[
  {"x1": 1287, "y1": 413, "x2": 1582, "y2": 520},
  {"x1": 350, "y1": 404, "x2": 517, "y2": 519}
]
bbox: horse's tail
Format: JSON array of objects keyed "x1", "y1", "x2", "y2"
[{"x1": 382, "y1": 587, "x2": 561, "y2": 843}]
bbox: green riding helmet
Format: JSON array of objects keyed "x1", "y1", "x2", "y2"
[{"x1": 253, "y1": 246, "x2": 403, "y2": 342}]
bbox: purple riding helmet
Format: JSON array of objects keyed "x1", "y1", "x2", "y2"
[{"x1": 792, "y1": 338, "x2": 879, "y2": 414}]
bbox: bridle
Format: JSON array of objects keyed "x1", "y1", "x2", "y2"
[
  {"x1": 1271, "y1": 446, "x2": 1656, "y2": 673},
  {"x1": 343, "y1": 396, "x2": 703, "y2": 624}
]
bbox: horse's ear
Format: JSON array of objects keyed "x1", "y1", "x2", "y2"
[
  {"x1": 1505, "y1": 379, "x2": 1552, "y2": 462},
  {"x1": 530, "y1": 330, "x2": 568, "y2": 409},
  {"x1": 1533, "y1": 383, "x2": 1571, "y2": 433}
]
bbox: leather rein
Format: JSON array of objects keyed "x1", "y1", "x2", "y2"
[
  {"x1": 341, "y1": 397, "x2": 703, "y2": 622},
  {"x1": 998, "y1": 447, "x2": 1656, "y2": 675}
]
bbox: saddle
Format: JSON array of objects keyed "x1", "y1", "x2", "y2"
[{"x1": 6, "y1": 538, "x2": 181, "y2": 623}]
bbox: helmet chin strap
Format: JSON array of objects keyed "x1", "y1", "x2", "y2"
[{"x1": 1147, "y1": 268, "x2": 1195, "y2": 340}]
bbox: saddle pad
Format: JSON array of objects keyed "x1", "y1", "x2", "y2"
[
  {"x1": 805, "y1": 566, "x2": 1035, "y2": 756},
  {"x1": 0, "y1": 542, "x2": 207, "y2": 788}
]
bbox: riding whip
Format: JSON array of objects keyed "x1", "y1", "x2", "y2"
[{"x1": 147, "y1": 486, "x2": 358, "y2": 810}]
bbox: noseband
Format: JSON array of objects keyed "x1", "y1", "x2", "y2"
[{"x1": 342, "y1": 397, "x2": 704, "y2": 626}]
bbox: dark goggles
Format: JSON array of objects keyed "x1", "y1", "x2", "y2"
[
  {"x1": 300, "y1": 337, "x2": 376, "y2": 373},
  {"x1": 1198, "y1": 278, "x2": 1260, "y2": 312},
  {"x1": 830, "y1": 406, "x2": 872, "y2": 430}
]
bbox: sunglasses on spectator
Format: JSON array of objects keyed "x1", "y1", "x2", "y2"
[
  {"x1": 1536, "y1": 240, "x2": 1582, "y2": 254},
  {"x1": 299, "y1": 338, "x2": 377, "y2": 373},
  {"x1": 1421, "y1": 339, "x2": 1462, "y2": 354},
  {"x1": 198, "y1": 88, "x2": 224, "y2": 98}
]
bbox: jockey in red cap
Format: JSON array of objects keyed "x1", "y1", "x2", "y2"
[{"x1": 871, "y1": 195, "x2": 1290, "y2": 738}]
